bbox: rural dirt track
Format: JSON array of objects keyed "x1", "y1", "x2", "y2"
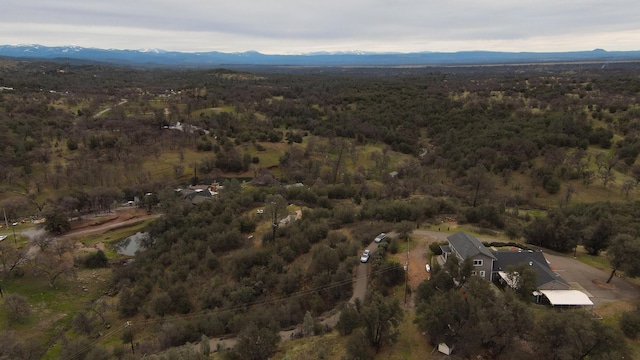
[{"x1": 61, "y1": 213, "x2": 160, "y2": 239}]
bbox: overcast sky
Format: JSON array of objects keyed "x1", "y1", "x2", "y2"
[{"x1": 2, "y1": 0, "x2": 639, "y2": 54}]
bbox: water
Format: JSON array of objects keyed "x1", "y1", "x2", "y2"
[{"x1": 115, "y1": 232, "x2": 149, "y2": 256}]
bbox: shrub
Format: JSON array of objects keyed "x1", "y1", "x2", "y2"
[
  {"x1": 152, "y1": 292, "x2": 172, "y2": 317},
  {"x1": 336, "y1": 304, "x2": 361, "y2": 335},
  {"x1": 464, "y1": 204, "x2": 505, "y2": 229},
  {"x1": 542, "y1": 175, "x2": 561, "y2": 194},
  {"x1": 84, "y1": 250, "x2": 108, "y2": 268},
  {"x1": 388, "y1": 238, "x2": 399, "y2": 254},
  {"x1": 429, "y1": 241, "x2": 444, "y2": 255},
  {"x1": 620, "y1": 309, "x2": 640, "y2": 338},
  {"x1": 4, "y1": 294, "x2": 31, "y2": 321}
]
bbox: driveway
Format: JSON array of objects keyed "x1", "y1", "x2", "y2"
[
  {"x1": 542, "y1": 251, "x2": 640, "y2": 305},
  {"x1": 202, "y1": 230, "x2": 640, "y2": 354}
]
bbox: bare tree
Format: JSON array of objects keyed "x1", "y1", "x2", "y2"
[
  {"x1": 4, "y1": 294, "x2": 31, "y2": 321},
  {"x1": 564, "y1": 183, "x2": 575, "y2": 205},
  {"x1": 30, "y1": 233, "x2": 54, "y2": 252},
  {"x1": 0, "y1": 242, "x2": 27, "y2": 278},
  {"x1": 631, "y1": 164, "x2": 640, "y2": 185},
  {"x1": 51, "y1": 238, "x2": 74, "y2": 259},
  {"x1": 543, "y1": 146, "x2": 566, "y2": 173},
  {"x1": 89, "y1": 298, "x2": 110, "y2": 326},
  {"x1": 596, "y1": 154, "x2": 618, "y2": 188},
  {"x1": 30, "y1": 248, "x2": 76, "y2": 287},
  {"x1": 172, "y1": 164, "x2": 184, "y2": 179},
  {"x1": 582, "y1": 170, "x2": 595, "y2": 187},
  {"x1": 0, "y1": 196, "x2": 31, "y2": 222},
  {"x1": 71, "y1": 311, "x2": 93, "y2": 335},
  {"x1": 461, "y1": 165, "x2": 494, "y2": 207},
  {"x1": 265, "y1": 194, "x2": 287, "y2": 242},
  {"x1": 621, "y1": 180, "x2": 635, "y2": 200}
]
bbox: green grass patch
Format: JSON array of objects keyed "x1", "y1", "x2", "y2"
[
  {"x1": 398, "y1": 238, "x2": 419, "y2": 254},
  {"x1": 239, "y1": 141, "x2": 289, "y2": 169},
  {"x1": 143, "y1": 148, "x2": 206, "y2": 181},
  {"x1": 521, "y1": 209, "x2": 546, "y2": 218},
  {"x1": 276, "y1": 331, "x2": 348, "y2": 360},
  {"x1": 574, "y1": 247, "x2": 611, "y2": 272},
  {"x1": 2, "y1": 263, "x2": 113, "y2": 358},
  {"x1": 377, "y1": 313, "x2": 433, "y2": 359},
  {"x1": 192, "y1": 106, "x2": 235, "y2": 117}
]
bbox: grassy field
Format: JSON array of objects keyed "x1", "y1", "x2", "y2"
[
  {"x1": 0, "y1": 267, "x2": 112, "y2": 355},
  {"x1": 275, "y1": 331, "x2": 348, "y2": 360},
  {"x1": 0, "y1": 216, "x2": 153, "y2": 358}
]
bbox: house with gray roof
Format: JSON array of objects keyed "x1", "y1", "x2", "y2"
[
  {"x1": 492, "y1": 250, "x2": 570, "y2": 290},
  {"x1": 491, "y1": 250, "x2": 593, "y2": 306},
  {"x1": 440, "y1": 232, "x2": 592, "y2": 306},
  {"x1": 442, "y1": 232, "x2": 496, "y2": 280}
]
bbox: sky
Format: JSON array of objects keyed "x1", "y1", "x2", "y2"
[{"x1": 2, "y1": 0, "x2": 639, "y2": 54}]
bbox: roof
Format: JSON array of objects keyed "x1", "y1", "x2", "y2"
[
  {"x1": 539, "y1": 290, "x2": 593, "y2": 306},
  {"x1": 181, "y1": 189, "x2": 213, "y2": 204},
  {"x1": 447, "y1": 232, "x2": 496, "y2": 260},
  {"x1": 493, "y1": 251, "x2": 569, "y2": 290}
]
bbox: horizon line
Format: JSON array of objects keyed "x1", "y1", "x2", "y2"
[{"x1": 2, "y1": 44, "x2": 640, "y2": 56}]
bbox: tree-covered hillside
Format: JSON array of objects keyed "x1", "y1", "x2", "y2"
[{"x1": 1, "y1": 60, "x2": 640, "y2": 359}]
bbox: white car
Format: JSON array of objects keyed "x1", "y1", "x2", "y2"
[
  {"x1": 360, "y1": 249, "x2": 371, "y2": 263},
  {"x1": 374, "y1": 233, "x2": 386, "y2": 243},
  {"x1": 425, "y1": 264, "x2": 431, "y2": 272}
]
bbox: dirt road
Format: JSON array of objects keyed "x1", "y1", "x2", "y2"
[
  {"x1": 20, "y1": 209, "x2": 158, "y2": 242},
  {"x1": 19, "y1": 209, "x2": 159, "y2": 261},
  {"x1": 61, "y1": 213, "x2": 160, "y2": 239}
]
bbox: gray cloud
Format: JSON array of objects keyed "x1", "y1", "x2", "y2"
[{"x1": 1, "y1": 0, "x2": 639, "y2": 52}]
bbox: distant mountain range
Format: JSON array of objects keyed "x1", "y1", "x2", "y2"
[{"x1": 1, "y1": 45, "x2": 640, "y2": 67}]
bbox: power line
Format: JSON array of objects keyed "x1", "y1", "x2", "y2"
[{"x1": 61, "y1": 258, "x2": 402, "y2": 359}]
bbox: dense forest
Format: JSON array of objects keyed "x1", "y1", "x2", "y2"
[{"x1": 1, "y1": 58, "x2": 640, "y2": 359}]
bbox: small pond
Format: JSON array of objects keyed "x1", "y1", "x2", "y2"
[{"x1": 115, "y1": 232, "x2": 149, "y2": 256}]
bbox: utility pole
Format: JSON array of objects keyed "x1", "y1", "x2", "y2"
[
  {"x1": 271, "y1": 202, "x2": 278, "y2": 241},
  {"x1": 12, "y1": 222, "x2": 17, "y2": 245},
  {"x1": 404, "y1": 235, "x2": 409, "y2": 305}
]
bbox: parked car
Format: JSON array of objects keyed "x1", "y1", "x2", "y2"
[
  {"x1": 374, "y1": 233, "x2": 387, "y2": 243},
  {"x1": 425, "y1": 264, "x2": 431, "y2": 272},
  {"x1": 360, "y1": 249, "x2": 371, "y2": 263}
]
